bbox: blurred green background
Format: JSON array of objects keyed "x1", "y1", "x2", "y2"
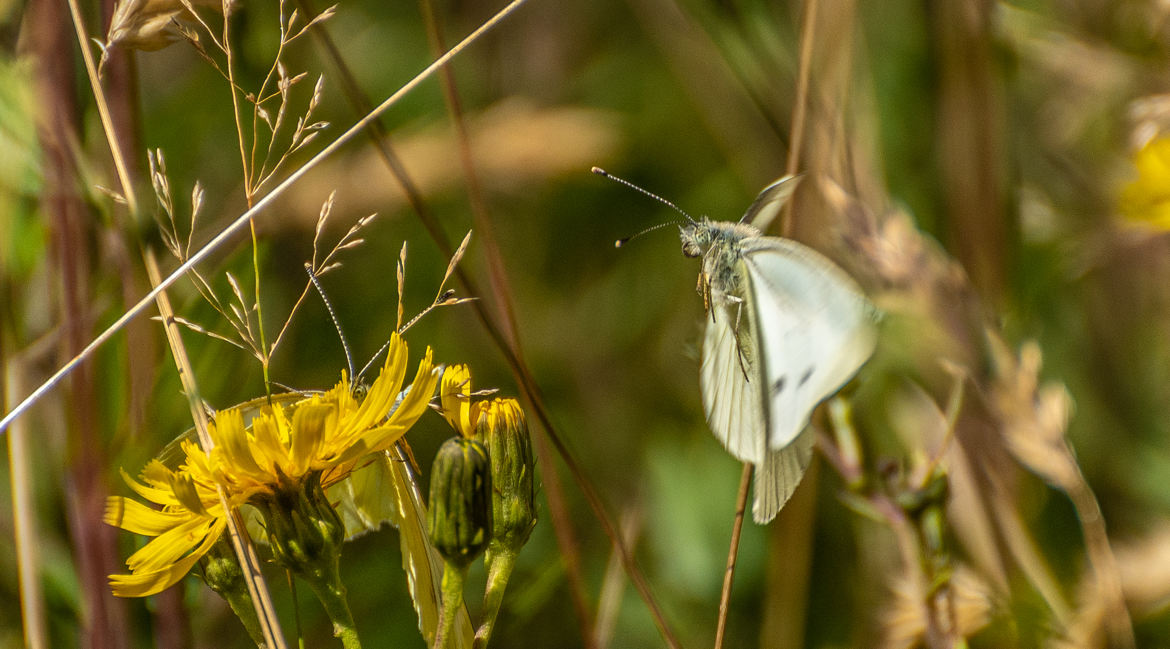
[{"x1": 4, "y1": 0, "x2": 1170, "y2": 647}]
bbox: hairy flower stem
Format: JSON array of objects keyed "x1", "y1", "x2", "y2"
[
  {"x1": 305, "y1": 573, "x2": 361, "y2": 649},
  {"x1": 434, "y1": 561, "x2": 468, "y2": 649},
  {"x1": 219, "y1": 579, "x2": 267, "y2": 646},
  {"x1": 201, "y1": 539, "x2": 266, "y2": 646},
  {"x1": 474, "y1": 548, "x2": 516, "y2": 649}
]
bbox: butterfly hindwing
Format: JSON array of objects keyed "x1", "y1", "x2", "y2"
[{"x1": 752, "y1": 428, "x2": 815, "y2": 523}]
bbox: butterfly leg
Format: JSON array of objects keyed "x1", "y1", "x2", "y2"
[
  {"x1": 726, "y1": 296, "x2": 752, "y2": 381},
  {"x1": 697, "y1": 272, "x2": 716, "y2": 323}
]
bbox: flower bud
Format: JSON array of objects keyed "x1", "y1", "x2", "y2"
[
  {"x1": 474, "y1": 399, "x2": 536, "y2": 552},
  {"x1": 427, "y1": 437, "x2": 492, "y2": 566}
]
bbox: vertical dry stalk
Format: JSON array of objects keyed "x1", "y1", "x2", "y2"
[
  {"x1": 713, "y1": 464, "x2": 752, "y2": 649},
  {"x1": 26, "y1": 0, "x2": 131, "y2": 645},
  {"x1": 5, "y1": 354, "x2": 50, "y2": 649},
  {"x1": 143, "y1": 251, "x2": 289, "y2": 649},
  {"x1": 929, "y1": 0, "x2": 1006, "y2": 302}
]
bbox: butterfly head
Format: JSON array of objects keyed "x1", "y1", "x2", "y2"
[
  {"x1": 679, "y1": 220, "x2": 757, "y2": 260},
  {"x1": 679, "y1": 220, "x2": 711, "y2": 258}
]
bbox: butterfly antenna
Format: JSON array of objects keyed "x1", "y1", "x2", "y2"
[
  {"x1": 613, "y1": 220, "x2": 689, "y2": 248},
  {"x1": 593, "y1": 167, "x2": 698, "y2": 241},
  {"x1": 305, "y1": 263, "x2": 356, "y2": 381}
]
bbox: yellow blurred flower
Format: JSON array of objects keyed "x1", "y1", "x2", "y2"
[
  {"x1": 105, "y1": 333, "x2": 439, "y2": 597},
  {"x1": 1120, "y1": 136, "x2": 1170, "y2": 229}
]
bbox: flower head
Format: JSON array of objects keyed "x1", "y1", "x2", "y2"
[
  {"x1": 210, "y1": 335, "x2": 438, "y2": 499},
  {"x1": 106, "y1": 334, "x2": 439, "y2": 597}
]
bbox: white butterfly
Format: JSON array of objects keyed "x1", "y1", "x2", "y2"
[{"x1": 678, "y1": 175, "x2": 878, "y2": 523}]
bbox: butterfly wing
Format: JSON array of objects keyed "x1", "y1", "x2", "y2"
[
  {"x1": 698, "y1": 249, "x2": 825, "y2": 522},
  {"x1": 383, "y1": 444, "x2": 475, "y2": 647},
  {"x1": 742, "y1": 237, "x2": 877, "y2": 450},
  {"x1": 740, "y1": 175, "x2": 802, "y2": 231},
  {"x1": 699, "y1": 270, "x2": 768, "y2": 466},
  {"x1": 752, "y1": 428, "x2": 815, "y2": 523}
]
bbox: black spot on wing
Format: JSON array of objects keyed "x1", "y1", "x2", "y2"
[
  {"x1": 771, "y1": 375, "x2": 787, "y2": 395},
  {"x1": 799, "y1": 366, "x2": 814, "y2": 388}
]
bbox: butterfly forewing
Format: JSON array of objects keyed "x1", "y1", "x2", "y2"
[
  {"x1": 742, "y1": 237, "x2": 877, "y2": 450},
  {"x1": 740, "y1": 175, "x2": 801, "y2": 232}
]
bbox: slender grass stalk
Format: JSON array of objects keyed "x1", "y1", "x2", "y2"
[
  {"x1": 780, "y1": 0, "x2": 818, "y2": 236},
  {"x1": 145, "y1": 251, "x2": 288, "y2": 649},
  {"x1": 713, "y1": 464, "x2": 752, "y2": 649},
  {"x1": 4, "y1": 358, "x2": 49, "y2": 649}
]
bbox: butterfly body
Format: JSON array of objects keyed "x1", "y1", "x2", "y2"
[{"x1": 679, "y1": 177, "x2": 878, "y2": 523}]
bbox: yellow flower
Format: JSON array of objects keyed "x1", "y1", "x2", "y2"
[
  {"x1": 1120, "y1": 136, "x2": 1170, "y2": 229},
  {"x1": 106, "y1": 333, "x2": 439, "y2": 597},
  {"x1": 210, "y1": 335, "x2": 438, "y2": 498}
]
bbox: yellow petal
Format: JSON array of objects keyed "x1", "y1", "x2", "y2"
[
  {"x1": 249, "y1": 409, "x2": 288, "y2": 477},
  {"x1": 104, "y1": 497, "x2": 191, "y2": 536},
  {"x1": 334, "y1": 351, "x2": 438, "y2": 465},
  {"x1": 290, "y1": 402, "x2": 334, "y2": 476},
  {"x1": 440, "y1": 363, "x2": 472, "y2": 436},
  {"x1": 119, "y1": 465, "x2": 179, "y2": 508},
  {"x1": 124, "y1": 515, "x2": 215, "y2": 572},
  {"x1": 214, "y1": 408, "x2": 264, "y2": 477},
  {"x1": 351, "y1": 334, "x2": 409, "y2": 433},
  {"x1": 1121, "y1": 137, "x2": 1170, "y2": 229},
  {"x1": 109, "y1": 518, "x2": 225, "y2": 597}
]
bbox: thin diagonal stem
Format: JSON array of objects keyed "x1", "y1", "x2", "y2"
[
  {"x1": 299, "y1": 2, "x2": 681, "y2": 645},
  {"x1": 0, "y1": 0, "x2": 529, "y2": 437},
  {"x1": 417, "y1": 1, "x2": 594, "y2": 644}
]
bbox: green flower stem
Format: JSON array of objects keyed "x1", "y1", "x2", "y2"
[
  {"x1": 201, "y1": 538, "x2": 266, "y2": 647},
  {"x1": 220, "y1": 584, "x2": 267, "y2": 647},
  {"x1": 434, "y1": 561, "x2": 468, "y2": 649},
  {"x1": 305, "y1": 572, "x2": 361, "y2": 649},
  {"x1": 474, "y1": 548, "x2": 517, "y2": 649}
]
